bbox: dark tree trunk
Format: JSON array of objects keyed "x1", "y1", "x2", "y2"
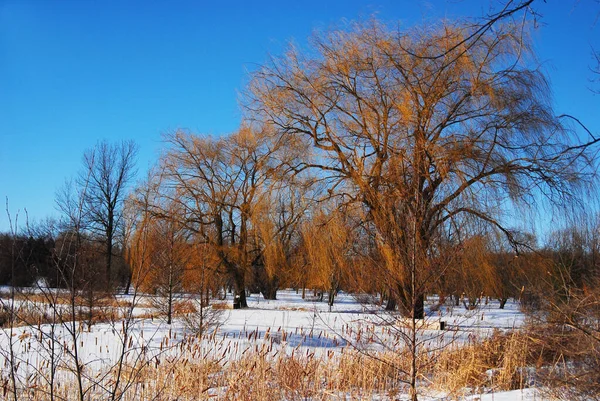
[
  {"x1": 167, "y1": 292, "x2": 172, "y2": 324},
  {"x1": 106, "y1": 237, "x2": 112, "y2": 289},
  {"x1": 499, "y1": 297, "x2": 508, "y2": 309},
  {"x1": 105, "y1": 209, "x2": 114, "y2": 291},
  {"x1": 328, "y1": 290, "x2": 335, "y2": 307},
  {"x1": 125, "y1": 266, "x2": 133, "y2": 295},
  {"x1": 124, "y1": 271, "x2": 132, "y2": 295},
  {"x1": 233, "y1": 272, "x2": 248, "y2": 309},
  {"x1": 385, "y1": 294, "x2": 397, "y2": 311},
  {"x1": 260, "y1": 275, "x2": 279, "y2": 300},
  {"x1": 252, "y1": 260, "x2": 278, "y2": 300},
  {"x1": 413, "y1": 293, "x2": 424, "y2": 319},
  {"x1": 204, "y1": 287, "x2": 210, "y2": 307},
  {"x1": 396, "y1": 289, "x2": 425, "y2": 319},
  {"x1": 261, "y1": 287, "x2": 278, "y2": 300}
]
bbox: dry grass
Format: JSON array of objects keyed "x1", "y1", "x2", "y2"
[
  {"x1": 211, "y1": 302, "x2": 232, "y2": 310},
  {"x1": 3, "y1": 330, "x2": 541, "y2": 401},
  {"x1": 172, "y1": 300, "x2": 198, "y2": 315},
  {"x1": 106, "y1": 348, "x2": 408, "y2": 401},
  {"x1": 0, "y1": 291, "x2": 131, "y2": 307},
  {"x1": 0, "y1": 293, "x2": 131, "y2": 328},
  {"x1": 431, "y1": 330, "x2": 532, "y2": 396},
  {"x1": 4, "y1": 311, "x2": 594, "y2": 400},
  {"x1": 3, "y1": 292, "x2": 72, "y2": 305}
]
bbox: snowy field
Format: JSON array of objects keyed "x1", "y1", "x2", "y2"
[{"x1": 0, "y1": 290, "x2": 542, "y2": 400}]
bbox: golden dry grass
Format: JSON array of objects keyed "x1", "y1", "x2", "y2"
[{"x1": 5, "y1": 329, "x2": 541, "y2": 401}]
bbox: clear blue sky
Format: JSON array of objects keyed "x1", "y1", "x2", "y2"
[{"x1": 1, "y1": 0, "x2": 598, "y2": 233}]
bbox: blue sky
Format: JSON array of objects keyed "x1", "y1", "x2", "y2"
[{"x1": 0, "y1": 0, "x2": 598, "y2": 233}]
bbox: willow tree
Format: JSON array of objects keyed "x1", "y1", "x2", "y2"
[
  {"x1": 155, "y1": 126, "x2": 290, "y2": 308},
  {"x1": 302, "y1": 209, "x2": 354, "y2": 307},
  {"x1": 250, "y1": 181, "x2": 310, "y2": 299},
  {"x1": 249, "y1": 19, "x2": 595, "y2": 317}
]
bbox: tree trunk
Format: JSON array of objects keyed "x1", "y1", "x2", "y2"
[
  {"x1": 259, "y1": 275, "x2": 279, "y2": 300},
  {"x1": 410, "y1": 385, "x2": 418, "y2": 401},
  {"x1": 499, "y1": 297, "x2": 508, "y2": 309},
  {"x1": 124, "y1": 271, "x2": 132, "y2": 295},
  {"x1": 106, "y1": 213, "x2": 114, "y2": 290},
  {"x1": 261, "y1": 288, "x2": 278, "y2": 300},
  {"x1": 385, "y1": 294, "x2": 397, "y2": 311},
  {"x1": 167, "y1": 294, "x2": 172, "y2": 324},
  {"x1": 106, "y1": 239, "x2": 112, "y2": 290},
  {"x1": 328, "y1": 290, "x2": 335, "y2": 307},
  {"x1": 396, "y1": 288, "x2": 425, "y2": 318},
  {"x1": 413, "y1": 293, "x2": 424, "y2": 320},
  {"x1": 204, "y1": 287, "x2": 210, "y2": 307},
  {"x1": 233, "y1": 272, "x2": 248, "y2": 309}
]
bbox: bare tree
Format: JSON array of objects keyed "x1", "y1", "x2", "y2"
[
  {"x1": 145, "y1": 204, "x2": 192, "y2": 324},
  {"x1": 155, "y1": 126, "x2": 290, "y2": 308},
  {"x1": 249, "y1": 17, "x2": 596, "y2": 400},
  {"x1": 250, "y1": 179, "x2": 310, "y2": 300},
  {"x1": 250, "y1": 16, "x2": 595, "y2": 310},
  {"x1": 80, "y1": 140, "x2": 137, "y2": 290}
]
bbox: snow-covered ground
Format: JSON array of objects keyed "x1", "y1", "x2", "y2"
[{"x1": 0, "y1": 289, "x2": 539, "y2": 400}]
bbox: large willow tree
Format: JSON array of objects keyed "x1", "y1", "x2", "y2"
[{"x1": 249, "y1": 19, "x2": 595, "y2": 319}]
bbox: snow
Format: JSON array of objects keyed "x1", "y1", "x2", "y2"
[
  {"x1": 0, "y1": 289, "x2": 538, "y2": 399},
  {"x1": 463, "y1": 388, "x2": 542, "y2": 400}
]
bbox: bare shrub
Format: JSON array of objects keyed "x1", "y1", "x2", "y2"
[
  {"x1": 180, "y1": 300, "x2": 224, "y2": 336},
  {"x1": 527, "y1": 307, "x2": 600, "y2": 400}
]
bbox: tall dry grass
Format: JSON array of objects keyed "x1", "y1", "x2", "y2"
[{"x1": 2, "y1": 328, "x2": 544, "y2": 401}]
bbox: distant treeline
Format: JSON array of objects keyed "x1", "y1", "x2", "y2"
[
  {"x1": 0, "y1": 232, "x2": 130, "y2": 289},
  {"x1": 1, "y1": 220, "x2": 599, "y2": 312}
]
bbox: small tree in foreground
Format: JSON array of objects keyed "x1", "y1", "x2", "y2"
[{"x1": 146, "y1": 211, "x2": 190, "y2": 324}]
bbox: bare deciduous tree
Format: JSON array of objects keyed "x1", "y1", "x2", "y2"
[
  {"x1": 250, "y1": 17, "x2": 594, "y2": 311},
  {"x1": 155, "y1": 126, "x2": 289, "y2": 308},
  {"x1": 81, "y1": 140, "x2": 137, "y2": 290},
  {"x1": 249, "y1": 17, "x2": 596, "y2": 400},
  {"x1": 145, "y1": 205, "x2": 191, "y2": 324},
  {"x1": 250, "y1": 181, "x2": 310, "y2": 300}
]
